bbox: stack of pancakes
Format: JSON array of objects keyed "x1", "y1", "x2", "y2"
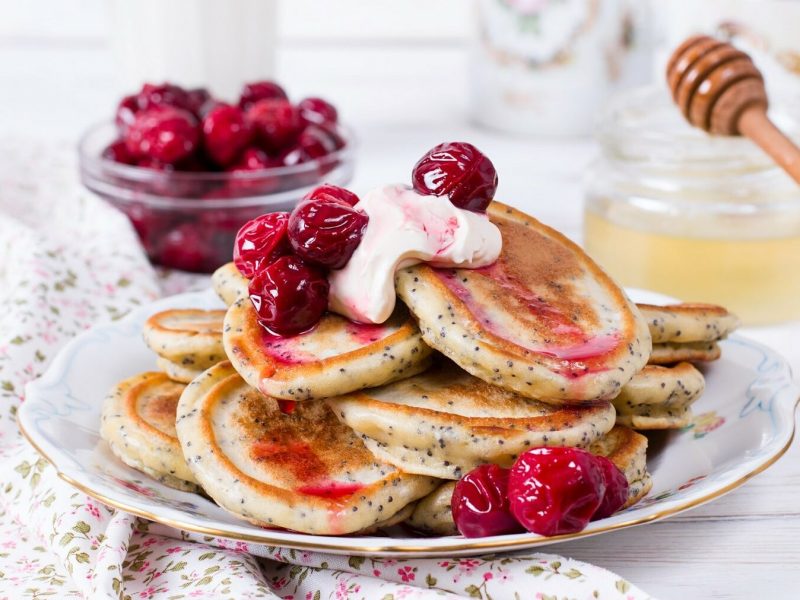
[{"x1": 101, "y1": 203, "x2": 737, "y2": 536}]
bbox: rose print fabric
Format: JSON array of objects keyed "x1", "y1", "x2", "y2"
[{"x1": 0, "y1": 141, "x2": 654, "y2": 599}]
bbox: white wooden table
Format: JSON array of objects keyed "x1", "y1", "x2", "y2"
[{"x1": 2, "y1": 35, "x2": 798, "y2": 600}]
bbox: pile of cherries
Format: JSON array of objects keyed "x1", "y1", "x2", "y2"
[
  {"x1": 99, "y1": 81, "x2": 345, "y2": 273},
  {"x1": 106, "y1": 81, "x2": 344, "y2": 179},
  {"x1": 451, "y1": 447, "x2": 629, "y2": 538},
  {"x1": 235, "y1": 184, "x2": 367, "y2": 335},
  {"x1": 234, "y1": 141, "x2": 498, "y2": 336}
]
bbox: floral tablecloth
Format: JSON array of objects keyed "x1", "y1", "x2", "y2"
[{"x1": 0, "y1": 140, "x2": 652, "y2": 599}]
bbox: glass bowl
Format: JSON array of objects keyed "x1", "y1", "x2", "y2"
[{"x1": 78, "y1": 121, "x2": 356, "y2": 273}]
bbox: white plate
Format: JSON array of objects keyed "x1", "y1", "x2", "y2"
[{"x1": 19, "y1": 289, "x2": 799, "y2": 557}]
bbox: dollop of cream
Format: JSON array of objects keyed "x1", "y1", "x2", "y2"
[{"x1": 328, "y1": 184, "x2": 502, "y2": 323}]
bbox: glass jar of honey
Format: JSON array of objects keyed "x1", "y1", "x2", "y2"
[{"x1": 584, "y1": 86, "x2": 800, "y2": 325}]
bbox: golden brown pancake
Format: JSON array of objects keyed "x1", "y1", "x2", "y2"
[
  {"x1": 637, "y1": 303, "x2": 739, "y2": 344},
  {"x1": 100, "y1": 372, "x2": 199, "y2": 492},
  {"x1": 613, "y1": 362, "x2": 704, "y2": 430},
  {"x1": 212, "y1": 262, "x2": 249, "y2": 306},
  {"x1": 395, "y1": 202, "x2": 652, "y2": 405},
  {"x1": 224, "y1": 298, "x2": 433, "y2": 401},
  {"x1": 143, "y1": 309, "x2": 226, "y2": 369},
  {"x1": 649, "y1": 341, "x2": 721, "y2": 365},
  {"x1": 156, "y1": 356, "x2": 204, "y2": 384},
  {"x1": 327, "y1": 360, "x2": 616, "y2": 480},
  {"x1": 175, "y1": 362, "x2": 437, "y2": 535}
]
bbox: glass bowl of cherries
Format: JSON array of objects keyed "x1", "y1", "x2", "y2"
[{"x1": 78, "y1": 81, "x2": 355, "y2": 273}]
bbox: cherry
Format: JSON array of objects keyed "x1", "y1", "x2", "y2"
[
  {"x1": 125, "y1": 204, "x2": 172, "y2": 251},
  {"x1": 185, "y1": 87, "x2": 212, "y2": 117},
  {"x1": 239, "y1": 81, "x2": 288, "y2": 111},
  {"x1": 411, "y1": 141, "x2": 498, "y2": 212},
  {"x1": 591, "y1": 456, "x2": 629, "y2": 520},
  {"x1": 125, "y1": 107, "x2": 199, "y2": 164},
  {"x1": 234, "y1": 212, "x2": 291, "y2": 277},
  {"x1": 298, "y1": 97, "x2": 338, "y2": 125},
  {"x1": 305, "y1": 184, "x2": 359, "y2": 207},
  {"x1": 115, "y1": 95, "x2": 139, "y2": 133},
  {"x1": 287, "y1": 196, "x2": 368, "y2": 269},
  {"x1": 136, "y1": 83, "x2": 192, "y2": 112},
  {"x1": 318, "y1": 123, "x2": 346, "y2": 150},
  {"x1": 229, "y1": 147, "x2": 272, "y2": 171},
  {"x1": 278, "y1": 124, "x2": 339, "y2": 167},
  {"x1": 102, "y1": 140, "x2": 136, "y2": 165},
  {"x1": 246, "y1": 99, "x2": 303, "y2": 153},
  {"x1": 508, "y1": 447, "x2": 605, "y2": 537},
  {"x1": 202, "y1": 103, "x2": 252, "y2": 167},
  {"x1": 158, "y1": 222, "x2": 212, "y2": 272},
  {"x1": 451, "y1": 464, "x2": 523, "y2": 538},
  {"x1": 248, "y1": 255, "x2": 329, "y2": 335}
]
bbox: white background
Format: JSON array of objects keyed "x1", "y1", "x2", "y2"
[{"x1": 1, "y1": 2, "x2": 799, "y2": 599}]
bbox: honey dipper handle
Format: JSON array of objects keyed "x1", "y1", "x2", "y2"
[{"x1": 738, "y1": 107, "x2": 800, "y2": 185}]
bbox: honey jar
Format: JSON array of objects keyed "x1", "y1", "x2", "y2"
[{"x1": 584, "y1": 87, "x2": 800, "y2": 325}]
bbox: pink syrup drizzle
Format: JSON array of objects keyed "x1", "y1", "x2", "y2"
[
  {"x1": 434, "y1": 265, "x2": 620, "y2": 376},
  {"x1": 344, "y1": 320, "x2": 390, "y2": 345},
  {"x1": 259, "y1": 329, "x2": 317, "y2": 365},
  {"x1": 298, "y1": 481, "x2": 366, "y2": 499}
]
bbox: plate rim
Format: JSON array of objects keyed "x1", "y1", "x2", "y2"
[{"x1": 17, "y1": 290, "x2": 800, "y2": 555}]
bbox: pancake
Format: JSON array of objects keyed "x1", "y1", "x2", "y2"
[
  {"x1": 395, "y1": 202, "x2": 651, "y2": 405},
  {"x1": 326, "y1": 361, "x2": 616, "y2": 480},
  {"x1": 612, "y1": 362, "x2": 704, "y2": 430},
  {"x1": 100, "y1": 372, "x2": 199, "y2": 492},
  {"x1": 212, "y1": 262, "x2": 249, "y2": 306},
  {"x1": 224, "y1": 298, "x2": 434, "y2": 401},
  {"x1": 175, "y1": 362, "x2": 438, "y2": 535},
  {"x1": 156, "y1": 356, "x2": 204, "y2": 384},
  {"x1": 406, "y1": 482, "x2": 458, "y2": 536},
  {"x1": 649, "y1": 341, "x2": 721, "y2": 365},
  {"x1": 143, "y1": 309, "x2": 226, "y2": 369},
  {"x1": 637, "y1": 303, "x2": 739, "y2": 344},
  {"x1": 408, "y1": 425, "x2": 651, "y2": 535}
]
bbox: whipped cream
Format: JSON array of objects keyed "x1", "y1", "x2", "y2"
[{"x1": 328, "y1": 184, "x2": 502, "y2": 323}]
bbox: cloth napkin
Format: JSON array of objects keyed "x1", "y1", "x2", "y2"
[{"x1": 0, "y1": 139, "x2": 652, "y2": 600}]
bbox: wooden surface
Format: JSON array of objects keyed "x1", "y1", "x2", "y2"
[{"x1": 1, "y1": 31, "x2": 799, "y2": 600}]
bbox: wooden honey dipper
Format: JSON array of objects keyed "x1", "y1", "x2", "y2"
[{"x1": 666, "y1": 34, "x2": 800, "y2": 184}]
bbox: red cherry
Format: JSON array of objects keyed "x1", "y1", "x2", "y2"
[
  {"x1": 451, "y1": 464, "x2": 524, "y2": 538},
  {"x1": 318, "y1": 123, "x2": 346, "y2": 150},
  {"x1": 304, "y1": 184, "x2": 359, "y2": 207},
  {"x1": 185, "y1": 87, "x2": 212, "y2": 117},
  {"x1": 412, "y1": 141, "x2": 498, "y2": 212},
  {"x1": 229, "y1": 147, "x2": 272, "y2": 171},
  {"x1": 287, "y1": 197, "x2": 368, "y2": 269},
  {"x1": 239, "y1": 81, "x2": 288, "y2": 111},
  {"x1": 136, "y1": 83, "x2": 192, "y2": 112},
  {"x1": 102, "y1": 139, "x2": 136, "y2": 165},
  {"x1": 277, "y1": 126, "x2": 337, "y2": 167},
  {"x1": 246, "y1": 99, "x2": 303, "y2": 153},
  {"x1": 125, "y1": 107, "x2": 199, "y2": 164},
  {"x1": 591, "y1": 456, "x2": 629, "y2": 520},
  {"x1": 158, "y1": 223, "x2": 212, "y2": 272},
  {"x1": 298, "y1": 97, "x2": 338, "y2": 125},
  {"x1": 125, "y1": 204, "x2": 172, "y2": 252},
  {"x1": 115, "y1": 95, "x2": 139, "y2": 133},
  {"x1": 233, "y1": 213, "x2": 291, "y2": 278},
  {"x1": 508, "y1": 447, "x2": 605, "y2": 537},
  {"x1": 248, "y1": 255, "x2": 329, "y2": 335},
  {"x1": 202, "y1": 104, "x2": 252, "y2": 167}
]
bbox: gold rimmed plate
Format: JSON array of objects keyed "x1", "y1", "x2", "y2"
[{"x1": 18, "y1": 289, "x2": 798, "y2": 557}]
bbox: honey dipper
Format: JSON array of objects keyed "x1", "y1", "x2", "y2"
[{"x1": 666, "y1": 34, "x2": 800, "y2": 184}]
